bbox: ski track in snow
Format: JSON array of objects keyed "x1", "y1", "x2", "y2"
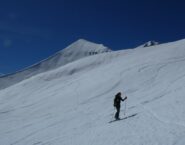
[
  {"x1": 142, "y1": 105, "x2": 185, "y2": 129},
  {"x1": 1, "y1": 39, "x2": 185, "y2": 145}
]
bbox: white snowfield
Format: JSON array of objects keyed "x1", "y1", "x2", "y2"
[
  {"x1": 0, "y1": 39, "x2": 111, "y2": 90},
  {"x1": 0, "y1": 39, "x2": 185, "y2": 145}
]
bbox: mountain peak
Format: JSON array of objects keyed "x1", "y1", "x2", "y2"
[
  {"x1": 143, "y1": 40, "x2": 159, "y2": 47},
  {"x1": 0, "y1": 39, "x2": 112, "y2": 90},
  {"x1": 64, "y1": 39, "x2": 112, "y2": 53},
  {"x1": 137, "y1": 40, "x2": 159, "y2": 48},
  {"x1": 76, "y1": 38, "x2": 90, "y2": 43},
  {"x1": 69, "y1": 39, "x2": 98, "y2": 46}
]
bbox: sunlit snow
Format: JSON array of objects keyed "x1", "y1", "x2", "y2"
[{"x1": 0, "y1": 39, "x2": 185, "y2": 145}]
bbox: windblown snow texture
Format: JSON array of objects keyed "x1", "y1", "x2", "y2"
[{"x1": 0, "y1": 39, "x2": 185, "y2": 145}]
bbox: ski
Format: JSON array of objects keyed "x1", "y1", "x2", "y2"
[{"x1": 109, "y1": 113, "x2": 137, "y2": 123}]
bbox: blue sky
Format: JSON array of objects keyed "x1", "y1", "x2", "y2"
[{"x1": 0, "y1": 0, "x2": 185, "y2": 74}]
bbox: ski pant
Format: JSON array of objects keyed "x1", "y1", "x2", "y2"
[{"x1": 115, "y1": 106, "x2": 120, "y2": 119}]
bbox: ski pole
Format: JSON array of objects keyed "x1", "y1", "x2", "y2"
[
  {"x1": 124, "y1": 98, "x2": 127, "y2": 116},
  {"x1": 112, "y1": 107, "x2": 116, "y2": 119}
]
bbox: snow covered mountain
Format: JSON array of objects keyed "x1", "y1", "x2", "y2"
[
  {"x1": 138, "y1": 40, "x2": 159, "y2": 48},
  {"x1": 1, "y1": 38, "x2": 185, "y2": 145},
  {"x1": 0, "y1": 39, "x2": 111, "y2": 90}
]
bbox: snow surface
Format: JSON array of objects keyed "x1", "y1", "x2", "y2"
[
  {"x1": 1, "y1": 39, "x2": 185, "y2": 145},
  {"x1": 0, "y1": 39, "x2": 111, "y2": 90}
]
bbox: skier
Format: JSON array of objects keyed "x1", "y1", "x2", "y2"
[{"x1": 114, "y1": 92, "x2": 127, "y2": 120}]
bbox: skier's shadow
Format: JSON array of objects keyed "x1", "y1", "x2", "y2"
[{"x1": 123, "y1": 113, "x2": 138, "y2": 119}]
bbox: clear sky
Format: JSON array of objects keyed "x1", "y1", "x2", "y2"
[{"x1": 0, "y1": 0, "x2": 185, "y2": 74}]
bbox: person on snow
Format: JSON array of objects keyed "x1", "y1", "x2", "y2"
[{"x1": 114, "y1": 92, "x2": 127, "y2": 120}]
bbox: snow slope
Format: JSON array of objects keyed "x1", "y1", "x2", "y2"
[
  {"x1": 0, "y1": 39, "x2": 111, "y2": 90},
  {"x1": 1, "y1": 39, "x2": 185, "y2": 145}
]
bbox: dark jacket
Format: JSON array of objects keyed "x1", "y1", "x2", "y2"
[{"x1": 114, "y1": 95, "x2": 126, "y2": 108}]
